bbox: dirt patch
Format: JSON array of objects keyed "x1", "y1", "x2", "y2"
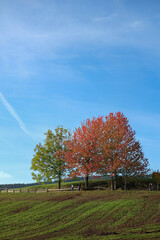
[
  {"x1": 83, "y1": 227, "x2": 119, "y2": 237},
  {"x1": 48, "y1": 192, "x2": 81, "y2": 201},
  {"x1": 11, "y1": 205, "x2": 31, "y2": 214},
  {"x1": 150, "y1": 194, "x2": 160, "y2": 200},
  {"x1": 24, "y1": 231, "x2": 63, "y2": 240},
  {"x1": 143, "y1": 195, "x2": 149, "y2": 198},
  {"x1": 153, "y1": 216, "x2": 160, "y2": 223}
]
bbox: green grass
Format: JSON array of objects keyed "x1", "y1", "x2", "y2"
[
  {"x1": 0, "y1": 190, "x2": 159, "y2": 239},
  {"x1": 18, "y1": 179, "x2": 110, "y2": 190}
]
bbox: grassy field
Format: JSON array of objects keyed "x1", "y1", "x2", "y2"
[
  {"x1": 0, "y1": 190, "x2": 159, "y2": 240},
  {"x1": 19, "y1": 179, "x2": 110, "y2": 190}
]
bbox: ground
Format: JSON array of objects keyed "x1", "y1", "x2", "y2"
[{"x1": 0, "y1": 190, "x2": 159, "y2": 240}]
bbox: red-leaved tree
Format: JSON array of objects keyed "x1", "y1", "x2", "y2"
[
  {"x1": 100, "y1": 112, "x2": 149, "y2": 190},
  {"x1": 65, "y1": 116, "x2": 104, "y2": 188},
  {"x1": 120, "y1": 140, "x2": 149, "y2": 190}
]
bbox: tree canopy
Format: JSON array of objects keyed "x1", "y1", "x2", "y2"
[
  {"x1": 65, "y1": 116, "x2": 103, "y2": 188},
  {"x1": 31, "y1": 112, "x2": 151, "y2": 190},
  {"x1": 65, "y1": 112, "x2": 150, "y2": 189},
  {"x1": 31, "y1": 126, "x2": 71, "y2": 189},
  {"x1": 99, "y1": 112, "x2": 149, "y2": 189}
]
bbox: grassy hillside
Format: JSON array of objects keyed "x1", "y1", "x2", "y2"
[{"x1": 0, "y1": 190, "x2": 159, "y2": 240}]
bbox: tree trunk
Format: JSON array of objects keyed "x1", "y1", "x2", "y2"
[
  {"x1": 58, "y1": 179, "x2": 61, "y2": 189},
  {"x1": 85, "y1": 175, "x2": 89, "y2": 189},
  {"x1": 114, "y1": 180, "x2": 116, "y2": 190},
  {"x1": 58, "y1": 172, "x2": 61, "y2": 189},
  {"x1": 124, "y1": 174, "x2": 127, "y2": 190},
  {"x1": 157, "y1": 182, "x2": 159, "y2": 191},
  {"x1": 111, "y1": 176, "x2": 114, "y2": 190},
  {"x1": 114, "y1": 173, "x2": 118, "y2": 190}
]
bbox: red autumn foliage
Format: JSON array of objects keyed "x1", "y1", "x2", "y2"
[
  {"x1": 100, "y1": 112, "x2": 136, "y2": 175},
  {"x1": 121, "y1": 140, "x2": 149, "y2": 176},
  {"x1": 65, "y1": 112, "x2": 149, "y2": 189},
  {"x1": 99, "y1": 112, "x2": 149, "y2": 189},
  {"x1": 65, "y1": 116, "x2": 103, "y2": 187}
]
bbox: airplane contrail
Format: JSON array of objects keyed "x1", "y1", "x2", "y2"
[{"x1": 0, "y1": 92, "x2": 31, "y2": 137}]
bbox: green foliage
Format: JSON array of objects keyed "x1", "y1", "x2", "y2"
[{"x1": 31, "y1": 126, "x2": 71, "y2": 188}]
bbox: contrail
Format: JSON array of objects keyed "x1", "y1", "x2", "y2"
[{"x1": 0, "y1": 92, "x2": 31, "y2": 137}]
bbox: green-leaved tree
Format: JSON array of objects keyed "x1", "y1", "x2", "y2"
[{"x1": 31, "y1": 126, "x2": 71, "y2": 189}]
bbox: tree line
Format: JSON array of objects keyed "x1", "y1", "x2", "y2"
[{"x1": 31, "y1": 112, "x2": 150, "y2": 190}]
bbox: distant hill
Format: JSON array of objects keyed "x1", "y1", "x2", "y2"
[{"x1": 0, "y1": 183, "x2": 41, "y2": 189}]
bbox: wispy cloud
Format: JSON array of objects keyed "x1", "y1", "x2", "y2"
[
  {"x1": 0, "y1": 1, "x2": 159, "y2": 81},
  {"x1": 0, "y1": 92, "x2": 31, "y2": 137},
  {"x1": 0, "y1": 171, "x2": 12, "y2": 179},
  {"x1": 93, "y1": 14, "x2": 117, "y2": 22},
  {"x1": 131, "y1": 20, "x2": 143, "y2": 29}
]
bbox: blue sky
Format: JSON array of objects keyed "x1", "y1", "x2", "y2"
[{"x1": 0, "y1": 0, "x2": 160, "y2": 184}]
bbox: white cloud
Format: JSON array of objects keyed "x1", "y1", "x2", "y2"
[
  {"x1": 93, "y1": 14, "x2": 117, "y2": 22},
  {"x1": 131, "y1": 20, "x2": 142, "y2": 28},
  {"x1": 0, "y1": 1, "x2": 158, "y2": 60},
  {"x1": 0, "y1": 171, "x2": 12, "y2": 179}
]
